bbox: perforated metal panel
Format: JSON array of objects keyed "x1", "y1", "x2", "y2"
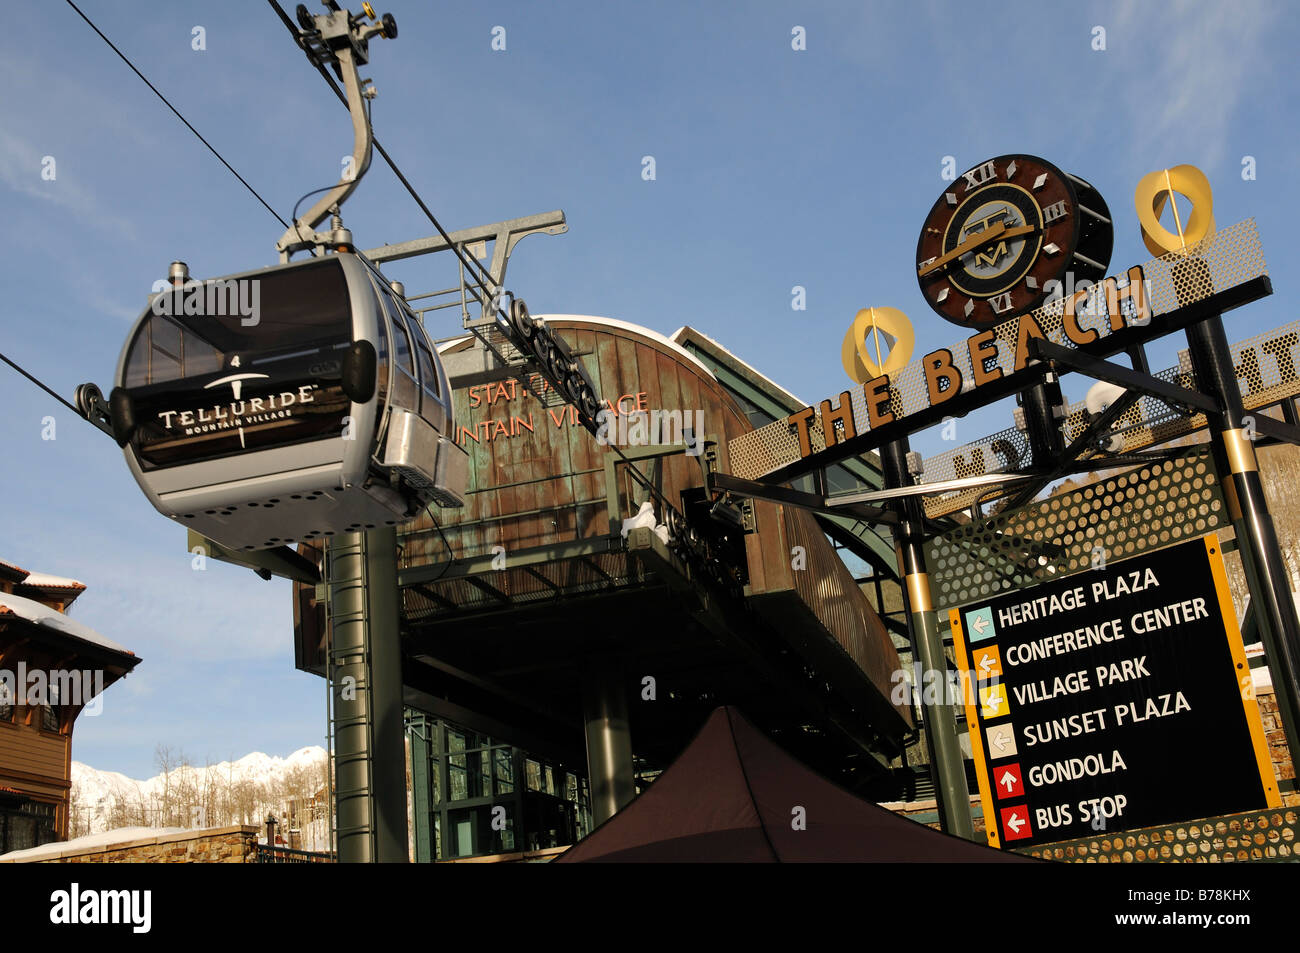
[
  {"x1": 1019, "y1": 807, "x2": 1300, "y2": 862},
  {"x1": 728, "y1": 219, "x2": 1268, "y2": 481},
  {"x1": 919, "y1": 423, "x2": 1031, "y2": 517},
  {"x1": 919, "y1": 318, "x2": 1300, "y2": 519},
  {"x1": 925, "y1": 448, "x2": 1227, "y2": 611},
  {"x1": 1145, "y1": 218, "x2": 1269, "y2": 314}
]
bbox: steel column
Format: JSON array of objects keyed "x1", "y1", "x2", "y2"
[
  {"x1": 1186, "y1": 315, "x2": 1300, "y2": 774},
  {"x1": 881, "y1": 439, "x2": 975, "y2": 838},
  {"x1": 1282, "y1": 398, "x2": 1300, "y2": 428},
  {"x1": 1021, "y1": 373, "x2": 1065, "y2": 467},
  {"x1": 328, "y1": 528, "x2": 409, "y2": 863},
  {"x1": 581, "y1": 662, "x2": 635, "y2": 825},
  {"x1": 408, "y1": 710, "x2": 434, "y2": 863}
]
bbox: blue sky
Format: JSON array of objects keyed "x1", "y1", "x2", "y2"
[{"x1": 1, "y1": 1, "x2": 1296, "y2": 778}]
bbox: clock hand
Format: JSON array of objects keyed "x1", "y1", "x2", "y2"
[{"x1": 918, "y1": 223, "x2": 1038, "y2": 278}]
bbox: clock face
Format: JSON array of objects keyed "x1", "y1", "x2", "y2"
[{"x1": 916, "y1": 155, "x2": 1113, "y2": 329}]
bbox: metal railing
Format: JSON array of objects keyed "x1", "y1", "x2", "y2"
[{"x1": 253, "y1": 843, "x2": 336, "y2": 864}]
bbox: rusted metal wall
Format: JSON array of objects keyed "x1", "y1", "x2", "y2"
[
  {"x1": 745, "y1": 500, "x2": 903, "y2": 714},
  {"x1": 403, "y1": 319, "x2": 747, "y2": 566}
]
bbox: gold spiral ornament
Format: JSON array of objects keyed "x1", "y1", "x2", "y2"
[
  {"x1": 1134, "y1": 165, "x2": 1215, "y2": 257},
  {"x1": 841, "y1": 307, "x2": 914, "y2": 383}
]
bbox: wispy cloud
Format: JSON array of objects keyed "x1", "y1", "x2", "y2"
[
  {"x1": 0, "y1": 131, "x2": 130, "y2": 233},
  {"x1": 1106, "y1": 0, "x2": 1279, "y2": 169},
  {"x1": 77, "y1": 283, "x2": 143, "y2": 324},
  {"x1": 0, "y1": 129, "x2": 142, "y2": 241},
  {"x1": 0, "y1": 38, "x2": 154, "y2": 242}
]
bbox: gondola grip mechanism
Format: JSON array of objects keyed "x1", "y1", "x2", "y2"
[{"x1": 73, "y1": 382, "x2": 116, "y2": 440}]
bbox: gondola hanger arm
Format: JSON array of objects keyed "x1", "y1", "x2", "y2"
[{"x1": 275, "y1": 4, "x2": 397, "y2": 261}]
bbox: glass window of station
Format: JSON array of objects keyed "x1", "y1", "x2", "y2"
[{"x1": 407, "y1": 712, "x2": 593, "y2": 861}]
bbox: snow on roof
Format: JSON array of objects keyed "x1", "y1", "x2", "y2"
[
  {"x1": 0, "y1": 591, "x2": 131, "y2": 655},
  {"x1": 435, "y1": 334, "x2": 473, "y2": 353},
  {"x1": 538, "y1": 315, "x2": 718, "y2": 381},
  {"x1": 433, "y1": 317, "x2": 720, "y2": 381},
  {"x1": 16, "y1": 572, "x2": 86, "y2": 591},
  {"x1": 669, "y1": 326, "x2": 807, "y2": 408},
  {"x1": 0, "y1": 826, "x2": 188, "y2": 861}
]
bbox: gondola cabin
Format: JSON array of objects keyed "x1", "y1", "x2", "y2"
[{"x1": 110, "y1": 252, "x2": 468, "y2": 552}]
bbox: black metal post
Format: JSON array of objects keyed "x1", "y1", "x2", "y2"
[
  {"x1": 1021, "y1": 373, "x2": 1065, "y2": 466},
  {"x1": 881, "y1": 438, "x2": 974, "y2": 838},
  {"x1": 1127, "y1": 344, "x2": 1151, "y2": 377},
  {"x1": 1281, "y1": 398, "x2": 1300, "y2": 428},
  {"x1": 1186, "y1": 314, "x2": 1300, "y2": 775}
]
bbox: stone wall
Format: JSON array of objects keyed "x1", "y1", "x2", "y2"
[
  {"x1": 880, "y1": 795, "x2": 988, "y2": 838},
  {"x1": 2, "y1": 825, "x2": 259, "y2": 863},
  {"x1": 1256, "y1": 688, "x2": 1298, "y2": 806}
]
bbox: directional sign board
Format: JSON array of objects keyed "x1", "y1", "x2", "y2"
[{"x1": 950, "y1": 533, "x2": 1279, "y2": 850}]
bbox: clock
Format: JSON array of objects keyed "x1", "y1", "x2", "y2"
[{"x1": 915, "y1": 154, "x2": 1113, "y2": 329}]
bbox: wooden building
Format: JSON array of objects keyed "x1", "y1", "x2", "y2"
[{"x1": 0, "y1": 559, "x2": 139, "y2": 850}]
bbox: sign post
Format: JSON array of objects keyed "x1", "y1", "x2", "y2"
[
  {"x1": 1185, "y1": 312, "x2": 1300, "y2": 778},
  {"x1": 951, "y1": 534, "x2": 1279, "y2": 850},
  {"x1": 882, "y1": 439, "x2": 975, "y2": 839}
]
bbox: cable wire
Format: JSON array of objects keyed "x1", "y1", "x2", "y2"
[
  {"x1": 11, "y1": 0, "x2": 298, "y2": 431},
  {"x1": 65, "y1": 0, "x2": 290, "y2": 229},
  {"x1": 265, "y1": 3, "x2": 681, "y2": 516},
  {"x1": 425, "y1": 510, "x2": 457, "y2": 583},
  {"x1": 0, "y1": 351, "x2": 82, "y2": 416},
  {"x1": 3, "y1": 4, "x2": 682, "y2": 578},
  {"x1": 3, "y1": 1, "x2": 266, "y2": 435},
  {"x1": 267, "y1": 0, "x2": 497, "y2": 293},
  {"x1": 55, "y1": 2, "x2": 677, "y2": 524}
]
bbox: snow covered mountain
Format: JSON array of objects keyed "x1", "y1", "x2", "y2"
[{"x1": 70, "y1": 746, "x2": 330, "y2": 848}]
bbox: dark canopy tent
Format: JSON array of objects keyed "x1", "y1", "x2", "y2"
[{"x1": 557, "y1": 706, "x2": 1037, "y2": 862}]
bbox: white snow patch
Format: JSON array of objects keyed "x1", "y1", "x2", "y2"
[
  {"x1": 68, "y1": 746, "x2": 331, "y2": 851},
  {"x1": 17, "y1": 572, "x2": 86, "y2": 590},
  {"x1": 0, "y1": 591, "x2": 128, "y2": 653},
  {"x1": 0, "y1": 826, "x2": 187, "y2": 861}
]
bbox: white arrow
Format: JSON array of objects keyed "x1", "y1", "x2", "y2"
[
  {"x1": 972, "y1": 615, "x2": 991, "y2": 635},
  {"x1": 980, "y1": 656, "x2": 996, "y2": 675},
  {"x1": 992, "y1": 732, "x2": 1011, "y2": 752},
  {"x1": 999, "y1": 771, "x2": 1016, "y2": 792},
  {"x1": 983, "y1": 687, "x2": 1003, "y2": 710},
  {"x1": 1006, "y1": 811, "x2": 1025, "y2": 834}
]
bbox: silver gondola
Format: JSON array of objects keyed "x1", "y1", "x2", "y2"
[{"x1": 109, "y1": 251, "x2": 468, "y2": 552}]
